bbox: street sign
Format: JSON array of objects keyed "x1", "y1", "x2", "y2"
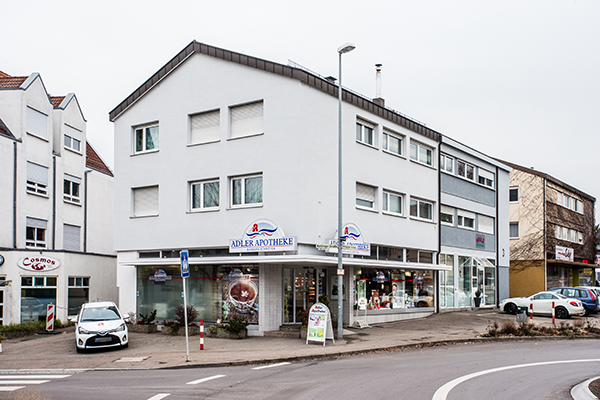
[
  {"x1": 337, "y1": 268, "x2": 345, "y2": 276},
  {"x1": 180, "y1": 250, "x2": 190, "y2": 278}
]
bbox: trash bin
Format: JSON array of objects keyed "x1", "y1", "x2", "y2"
[{"x1": 515, "y1": 306, "x2": 528, "y2": 323}]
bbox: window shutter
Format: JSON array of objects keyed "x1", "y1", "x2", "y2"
[
  {"x1": 230, "y1": 101, "x2": 263, "y2": 138},
  {"x1": 478, "y1": 215, "x2": 494, "y2": 234},
  {"x1": 64, "y1": 173, "x2": 81, "y2": 185},
  {"x1": 26, "y1": 107, "x2": 48, "y2": 139},
  {"x1": 134, "y1": 186, "x2": 159, "y2": 216},
  {"x1": 27, "y1": 162, "x2": 49, "y2": 185},
  {"x1": 457, "y1": 209, "x2": 476, "y2": 220},
  {"x1": 441, "y1": 205, "x2": 454, "y2": 215},
  {"x1": 478, "y1": 169, "x2": 494, "y2": 181},
  {"x1": 356, "y1": 183, "x2": 375, "y2": 202},
  {"x1": 26, "y1": 217, "x2": 47, "y2": 229},
  {"x1": 64, "y1": 124, "x2": 82, "y2": 141},
  {"x1": 63, "y1": 224, "x2": 81, "y2": 251},
  {"x1": 190, "y1": 110, "x2": 220, "y2": 144}
]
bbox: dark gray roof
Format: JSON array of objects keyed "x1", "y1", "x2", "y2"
[{"x1": 109, "y1": 41, "x2": 440, "y2": 142}]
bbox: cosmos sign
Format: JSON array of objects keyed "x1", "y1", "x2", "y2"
[
  {"x1": 230, "y1": 219, "x2": 297, "y2": 253},
  {"x1": 18, "y1": 256, "x2": 61, "y2": 272}
]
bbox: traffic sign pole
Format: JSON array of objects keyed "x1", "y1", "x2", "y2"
[{"x1": 180, "y1": 250, "x2": 190, "y2": 362}]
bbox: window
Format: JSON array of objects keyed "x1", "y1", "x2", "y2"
[
  {"x1": 64, "y1": 124, "x2": 82, "y2": 152},
  {"x1": 26, "y1": 106, "x2": 48, "y2": 139},
  {"x1": 410, "y1": 141, "x2": 433, "y2": 166},
  {"x1": 562, "y1": 227, "x2": 568, "y2": 241},
  {"x1": 478, "y1": 169, "x2": 494, "y2": 188},
  {"x1": 26, "y1": 217, "x2": 47, "y2": 248},
  {"x1": 576, "y1": 200, "x2": 583, "y2": 213},
  {"x1": 382, "y1": 190, "x2": 402, "y2": 215},
  {"x1": 134, "y1": 123, "x2": 159, "y2": 153},
  {"x1": 440, "y1": 154, "x2": 454, "y2": 173},
  {"x1": 407, "y1": 249, "x2": 433, "y2": 263},
  {"x1": 410, "y1": 198, "x2": 433, "y2": 221},
  {"x1": 570, "y1": 229, "x2": 577, "y2": 243},
  {"x1": 231, "y1": 174, "x2": 262, "y2": 207},
  {"x1": 356, "y1": 119, "x2": 375, "y2": 146},
  {"x1": 509, "y1": 187, "x2": 519, "y2": 202},
  {"x1": 478, "y1": 215, "x2": 494, "y2": 234},
  {"x1": 509, "y1": 222, "x2": 519, "y2": 239},
  {"x1": 26, "y1": 161, "x2": 48, "y2": 196},
  {"x1": 190, "y1": 109, "x2": 220, "y2": 144},
  {"x1": 191, "y1": 180, "x2": 219, "y2": 210},
  {"x1": 457, "y1": 209, "x2": 475, "y2": 230},
  {"x1": 230, "y1": 101, "x2": 263, "y2": 139},
  {"x1": 20, "y1": 276, "x2": 56, "y2": 323},
  {"x1": 382, "y1": 130, "x2": 402, "y2": 155},
  {"x1": 457, "y1": 160, "x2": 474, "y2": 180},
  {"x1": 578, "y1": 232, "x2": 583, "y2": 244},
  {"x1": 556, "y1": 225, "x2": 562, "y2": 239},
  {"x1": 63, "y1": 174, "x2": 81, "y2": 203},
  {"x1": 563, "y1": 194, "x2": 571, "y2": 209},
  {"x1": 68, "y1": 277, "x2": 89, "y2": 315},
  {"x1": 63, "y1": 224, "x2": 81, "y2": 251},
  {"x1": 356, "y1": 183, "x2": 376, "y2": 209},
  {"x1": 133, "y1": 186, "x2": 159, "y2": 217},
  {"x1": 440, "y1": 205, "x2": 454, "y2": 225}
]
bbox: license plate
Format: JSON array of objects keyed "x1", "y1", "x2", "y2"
[{"x1": 95, "y1": 337, "x2": 111, "y2": 343}]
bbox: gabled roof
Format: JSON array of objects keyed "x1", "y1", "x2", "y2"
[
  {"x1": 49, "y1": 96, "x2": 66, "y2": 108},
  {"x1": 0, "y1": 75, "x2": 27, "y2": 89},
  {"x1": 86, "y1": 141, "x2": 113, "y2": 177},
  {"x1": 0, "y1": 117, "x2": 16, "y2": 140},
  {"x1": 0, "y1": 71, "x2": 9, "y2": 78},
  {"x1": 109, "y1": 41, "x2": 441, "y2": 142}
]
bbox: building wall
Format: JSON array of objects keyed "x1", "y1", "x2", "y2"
[
  {"x1": 86, "y1": 169, "x2": 114, "y2": 254},
  {"x1": 509, "y1": 169, "x2": 545, "y2": 260},
  {"x1": 509, "y1": 260, "x2": 545, "y2": 297}
]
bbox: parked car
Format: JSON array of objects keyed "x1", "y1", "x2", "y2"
[
  {"x1": 499, "y1": 291, "x2": 585, "y2": 319},
  {"x1": 75, "y1": 301, "x2": 128, "y2": 353},
  {"x1": 20, "y1": 297, "x2": 45, "y2": 322},
  {"x1": 547, "y1": 287, "x2": 600, "y2": 316}
]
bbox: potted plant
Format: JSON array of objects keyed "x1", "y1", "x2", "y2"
[
  {"x1": 162, "y1": 305, "x2": 200, "y2": 335},
  {"x1": 128, "y1": 310, "x2": 158, "y2": 333},
  {"x1": 206, "y1": 316, "x2": 249, "y2": 339},
  {"x1": 474, "y1": 290, "x2": 482, "y2": 307}
]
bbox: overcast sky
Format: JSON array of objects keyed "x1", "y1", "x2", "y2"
[{"x1": 3, "y1": 0, "x2": 598, "y2": 218}]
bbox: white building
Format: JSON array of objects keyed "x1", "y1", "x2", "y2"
[
  {"x1": 109, "y1": 42, "x2": 509, "y2": 334},
  {"x1": 0, "y1": 70, "x2": 116, "y2": 325}
]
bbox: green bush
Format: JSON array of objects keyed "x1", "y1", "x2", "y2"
[
  {"x1": 225, "y1": 316, "x2": 249, "y2": 333},
  {"x1": 0, "y1": 321, "x2": 45, "y2": 333},
  {"x1": 175, "y1": 305, "x2": 199, "y2": 326},
  {"x1": 139, "y1": 310, "x2": 157, "y2": 325}
]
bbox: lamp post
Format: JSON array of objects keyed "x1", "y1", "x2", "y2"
[{"x1": 337, "y1": 42, "x2": 355, "y2": 341}]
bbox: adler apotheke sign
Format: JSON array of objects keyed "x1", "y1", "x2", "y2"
[
  {"x1": 230, "y1": 219, "x2": 297, "y2": 253},
  {"x1": 18, "y1": 256, "x2": 61, "y2": 272}
]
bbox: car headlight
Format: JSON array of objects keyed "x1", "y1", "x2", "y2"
[
  {"x1": 116, "y1": 323, "x2": 126, "y2": 332},
  {"x1": 78, "y1": 326, "x2": 89, "y2": 334}
]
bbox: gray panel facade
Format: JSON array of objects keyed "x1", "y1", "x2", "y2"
[
  {"x1": 440, "y1": 225, "x2": 496, "y2": 253},
  {"x1": 441, "y1": 173, "x2": 495, "y2": 207}
]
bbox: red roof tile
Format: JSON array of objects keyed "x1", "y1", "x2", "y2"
[
  {"x1": 0, "y1": 76, "x2": 27, "y2": 89},
  {"x1": 0, "y1": 118, "x2": 15, "y2": 139},
  {"x1": 86, "y1": 141, "x2": 113, "y2": 176},
  {"x1": 0, "y1": 71, "x2": 10, "y2": 78},
  {"x1": 49, "y1": 96, "x2": 65, "y2": 108}
]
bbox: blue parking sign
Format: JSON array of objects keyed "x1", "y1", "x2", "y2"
[{"x1": 180, "y1": 250, "x2": 189, "y2": 278}]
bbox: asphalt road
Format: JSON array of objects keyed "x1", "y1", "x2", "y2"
[{"x1": 7, "y1": 340, "x2": 600, "y2": 400}]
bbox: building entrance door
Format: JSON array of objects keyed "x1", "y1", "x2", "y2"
[{"x1": 283, "y1": 267, "x2": 326, "y2": 324}]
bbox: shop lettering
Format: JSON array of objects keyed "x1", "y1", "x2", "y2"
[
  {"x1": 18, "y1": 256, "x2": 60, "y2": 272},
  {"x1": 231, "y1": 237, "x2": 295, "y2": 248}
]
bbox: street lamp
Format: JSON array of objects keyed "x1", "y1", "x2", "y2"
[{"x1": 337, "y1": 42, "x2": 355, "y2": 341}]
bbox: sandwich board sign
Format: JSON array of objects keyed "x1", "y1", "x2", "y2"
[{"x1": 306, "y1": 303, "x2": 335, "y2": 346}]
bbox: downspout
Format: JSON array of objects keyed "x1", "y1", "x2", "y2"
[
  {"x1": 83, "y1": 170, "x2": 92, "y2": 252},
  {"x1": 13, "y1": 142, "x2": 17, "y2": 248},
  {"x1": 52, "y1": 154, "x2": 56, "y2": 250},
  {"x1": 495, "y1": 166, "x2": 499, "y2": 306},
  {"x1": 544, "y1": 178, "x2": 547, "y2": 289},
  {"x1": 437, "y1": 137, "x2": 442, "y2": 312}
]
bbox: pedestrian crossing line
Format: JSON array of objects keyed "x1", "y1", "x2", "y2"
[
  {"x1": 0, "y1": 374, "x2": 71, "y2": 392},
  {"x1": 0, "y1": 387, "x2": 25, "y2": 392},
  {"x1": 186, "y1": 375, "x2": 226, "y2": 385},
  {"x1": 147, "y1": 394, "x2": 170, "y2": 400},
  {"x1": 0, "y1": 375, "x2": 70, "y2": 379},
  {"x1": 0, "y1": 380, "x2": 50, "y2": 385},
  {"x1": 252, "y1": 362, "x2": 291, "y2": 370}
]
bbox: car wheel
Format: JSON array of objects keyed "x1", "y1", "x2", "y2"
[
  {"x1": 121, "y1": 343, "x2": 128, "y2": 349},
  {"x1": 555, "y1": 306, "x2": 568, "y2": 319},
  {"x1": 505, "y1": 303, "x2": 517, "y2": 314},
  {"x1": 76, "y1": 347, "x2": 84, "y2": 354},
  {"x1": 582, "y1": 307, "x2": 589, "y2": 317}
]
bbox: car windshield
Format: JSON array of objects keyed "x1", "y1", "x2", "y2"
[
  {"x1": 80, "y1": 306, "x2": 121, "y2": 322},
  {"x1": 555, "y1": 293, "x2": 567, "y2": 299}
]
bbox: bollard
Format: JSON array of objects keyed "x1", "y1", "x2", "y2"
[
  {"x1": 529, "y1": 303, "x2": 533, "y2": 324},
  {"x1": 46, "y1": 304, "x2": 55, "y2": 331},
  {"x1": 552, "y1": 301, "x2": 555, "y2": 324},
  {"x1": 200, "y1": 319, "x2": 204, "y2": 350}
]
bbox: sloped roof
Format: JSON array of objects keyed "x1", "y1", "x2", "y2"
[
  {"x1": 49, "y1": 96, "x2": 65, "y2": 108},
  {"x1": 0, "y1": 75, "x2": 27, "y2": 89},
  {"x1": 0, "y1": 71, "x2": 10, "y2": 78},
  {"x1": 0, "y1": 117, "x2": 16, "y2": 139},
  {"x1": 109, "y1": 41, "x2": 441, "y2": 142},
  {"x1": 86, "y1": 141, "x2": 113, "y2": 177}
]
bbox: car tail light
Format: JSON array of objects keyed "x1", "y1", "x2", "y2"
[
  {"x1": 570, "y1": 301, "x2": 579, "y2": 307},
  {"x1": 590, "y1": 290, "x2": 596, "y2": 301}
]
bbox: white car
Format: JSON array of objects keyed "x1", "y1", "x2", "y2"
[
  {"x1": 76, "y1": 301, "x2": 128, "y2": 352},
  {"x1": 499, "y1": 291, "x2": 585, "y2": 319}
]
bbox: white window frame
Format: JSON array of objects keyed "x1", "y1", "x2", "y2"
[
  {"x1": 133, "y1": 123, "x2": 159, "y2": 154},
  {"x1": 26, "y1": 217, "x2": 47, "y2": 248},
  {"x1": 26, "y1": 161, "x2": 49, "y2": 196},
  {"x1": 509, "y1": 222, "x2": 519, "y2": 239},
  {"x1": 570, "y1": 229, "x2": 577, "y2": 243},
  {"x1": 230, "y1": 174, "x2": 263, "y2": 208},
  {"x1": 132, "y1": 185, "x2": 159, "y2": 217},
  {"x1": 356, "y1": 119, "x2": 375, "y2": 146},
  {"x1": 190, "y1": 179, "x2": 220, "y2": 211},
  {"x1": 578, "y1": 232, "x2": 583, "y2": 244},
  {"x1": 440, "y1": 154, "x2": 454, "y2": 174},
  {"x1": 382, "y1": 129, "x2": 403, "y2": 156},
  {"x1": 409, "y1": 141, "x2": 433, "y2": 167},
  {"x1": 26, "y1": 106, "x2": 48, "y2": 140},
  {"x1": 457, "y1": 209, "x2": 476, "y2": 230},
  {"x1": 562, "y1": 226, "x2": 569, "y2": 240},
  {"x1": 63, "y1": 224, "x2": 81, "y2": 251},
  {"x1": 410, "y1": 198, "x2": 434, "y2": 221},
  {"x1": 356, "y1": 182, "x2": 377, "y2": 210},
  {"x1": 509, "y1": 187, "x2": 519, "y2": 203},
  {"x1": 440, "y1": 205, "x2": 454, "y2": 226},
  {"x1": 382, "y1": 190, "x2": 403, "y2": 215},
  {"x1": 477, "y1": 168, "x2": 494, "y2": 188},
  {"x1": 64, "y1": 124, "x2": 82, "y2": 153},
  {"x1": 556, "y1": 226, "x2": 562, "y2": 239},
  {"x1": 457, "y1": 159, "x2": 475, "y2": 181},
  {"x1": 63, "y1": 174, "x2": 81, "y2": 204}
]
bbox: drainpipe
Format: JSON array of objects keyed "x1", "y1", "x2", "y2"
[
  {"x1": 13, "y1": 142, "x2": 17, "y2": 248},
  {"x1": 83, "y1": 169, "x2": 92, "y2": 252},
  {"x1": 544, "y1": 178, "x2": 547, "y2": 289},
  {"x1": 52, "y1": 154, "x2": 56, "y2": 250},
  {"x1": 495, "y1": 166, "x2": 499, "y2": 306},
  {"x1": 437, "y1": 137, "x2": 442, "y2": 312}
]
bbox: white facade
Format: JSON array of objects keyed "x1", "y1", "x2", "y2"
[{"x1": 0, "y1": 71, "x2": 116, "y2": 325}]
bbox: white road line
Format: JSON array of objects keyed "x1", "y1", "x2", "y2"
[
  {"x1": 432, "y1": 358, "x2": 600, "y2": 400},
  {"x1": 252, "y1": 362, "x2": 291, "y2": 370},
  {"x1": 0, "y1": 380, "x2": 50, "y2": 385},
  {"x1": 0, "y1": 375, "x2": 70, "y2": 379},
  {"x1": 147, "y1": 394, "x2": 170, "y2": 400},
  {"x1": 0, "y1": 387, "x2": 25, "y2": 392},
  {"x1": 186, "y1": 374, "x2": 226, "y2": 385}
]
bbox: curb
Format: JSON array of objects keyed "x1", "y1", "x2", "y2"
[{"x1": 571, "y1": 376, "x2": 600, "y2": 400}]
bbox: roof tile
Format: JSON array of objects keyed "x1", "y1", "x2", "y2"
[
  {"x1": 49, "y1": 96, "x2": 65, "y2": 108},
  {"x1": 86, "y1": 141, "x2": 113, "y2": 176},
  {"x1": 0, "y1": 76, "x2": 27, "y2": 89}
]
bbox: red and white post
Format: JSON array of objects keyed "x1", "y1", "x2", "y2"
[
  {"x1": 46, "y1": 304, "x2": 55, "y2": 331},
  {"x1": 552, "y1": 301, "x2": 555, "y2": 324},
  {"x1": 529, "y1": 303, "x2": 533, "y2": 324},
  {"x1": 199, "y1": 319, "x2": 204, "y2": 350}
]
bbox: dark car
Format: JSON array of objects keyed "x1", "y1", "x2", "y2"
[{"x1": 548, "y1": 287, "x2": 600, "y2": 316}]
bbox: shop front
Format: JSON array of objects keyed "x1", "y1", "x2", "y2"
[{"x1": 439, "y1": 254, "x2": 496, "y2": 309}]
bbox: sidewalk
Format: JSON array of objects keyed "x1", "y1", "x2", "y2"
[{"x1": 0, "y1": 309, "x2": 594, "y2": 371}]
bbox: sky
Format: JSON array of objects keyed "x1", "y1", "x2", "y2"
[{"x1": 3, "y1": 0, "x2": 598, "y2": 218}]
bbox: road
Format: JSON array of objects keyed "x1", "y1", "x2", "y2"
[{"x1": 5, "y1": 340, "x2": 600, "y2": 400}]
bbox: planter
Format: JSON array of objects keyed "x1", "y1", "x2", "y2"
[
  {"x1": 161, "y1": 325, "x2": 200, "y2": 336},
  {"x1": 474, "y1": 297, "x2": 482, "y2": 307},
  {"x1": 300, "y1": 328, "x2": 307, "y2": 340},
  {"x1": 206, "y1": 326, "x2": 247, "y2": 339},
  {"x1": 127, "y1": 324, "x2": 157, "y2": 334}
]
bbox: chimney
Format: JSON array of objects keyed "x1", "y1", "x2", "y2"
[{"x1": 373, "y1": 64, "x2": 384, "y2": 107}]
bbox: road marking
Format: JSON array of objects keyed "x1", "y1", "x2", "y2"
[
  {"x1": 0, "y1": 380, "x2": 50, "y2": 385},
  {"x1": 186, "y1": 375, "x2": 226, "y2": 385},
  {"x1": 0, "y1": 387, "x2": 25, "y2": 392},
  {"x1": 147, "y1": 394, "x2": 170, "y2": 400},
  {"x1": 432, "y1": 358, "x2": 600, "y2": 400},
  {"x1": 252, "y1": 362, "x2": 291, "y2": 370},
  {"x1": 0, "y1": 375, "x2": 70, "y2": 379}
]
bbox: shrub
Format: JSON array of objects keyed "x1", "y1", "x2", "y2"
[
  {"x1": 0, "y1": 321, "x2": 45, "y2": 333},
  {"x1": 296, "y1": 309, "x2": 309, "y2": 327},
  {"x1": 318, "y1": 295, "x2": 330, "y2": 310},
  {"x1": 139, "y1": 310, "x2": 157, "y2": 325},
  {"x1": 225, "y1": 316, "x2": 249, "y2": 333},
  {"x1": 175, "y1": 305, "x2": 199, "y2": 326},
  {"x1": 499, "y1": 320, "x2": 518, "y2": 336}
]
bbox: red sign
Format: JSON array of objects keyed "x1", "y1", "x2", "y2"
[{"x1": 18, "y1": 256, "x2": 61, "y2": 272}]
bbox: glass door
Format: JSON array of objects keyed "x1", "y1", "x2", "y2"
[{"x1": 283, "y1": 267, "x2": 325, "y2": 324}]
